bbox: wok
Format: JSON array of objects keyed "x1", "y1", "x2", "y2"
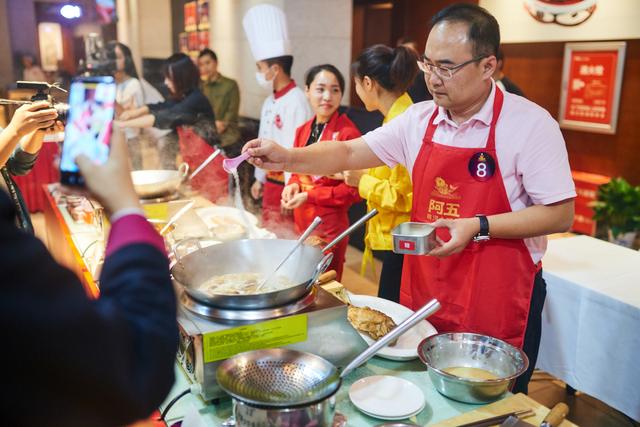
[
  {"x1": 131, "y1": 163, "x2": 189, "y2": 199},
  {"x1": 171, "y1": 239, "x2": 333, "y2": 310},
  {"x1": 171, "y1": 209, "x2": 378, "y2": 310}
]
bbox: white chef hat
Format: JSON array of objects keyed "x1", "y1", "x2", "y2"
[{"x1": 243, "y1": 4, "x2": 292, "y2": 61}]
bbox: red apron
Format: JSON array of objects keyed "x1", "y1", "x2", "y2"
[
  {"x1": 262, "y1": 172, "x2": 296, "y2": 239},
  {"x1": 177, "y1": 127, "x2": 228, "y2": 203},
  {"x1": 400, "y1": 88, "x2": 538, "y2": 348}
]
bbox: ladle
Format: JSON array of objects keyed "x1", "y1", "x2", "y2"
[
  {"x1": 255, "y1": 216, "x2": 323, "y2": 292},
  {"x1": 222, "y1": 151, "x2": 250, "y2": 173}
]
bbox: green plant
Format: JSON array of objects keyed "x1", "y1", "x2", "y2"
[{"x1": 591, "y1": 177, "x2": 640, "y2": 237}]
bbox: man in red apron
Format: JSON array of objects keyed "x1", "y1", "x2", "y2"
[{"x1": 243, "y1": 4, "x2": 576, "y2": 394}]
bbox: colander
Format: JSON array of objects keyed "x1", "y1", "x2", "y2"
[
  {"x1": 216, "y1": 348, "x2": 341, "y2": 407},
  {"x1": 216, "y1": 298, "x2": 441, "y2": 412}
]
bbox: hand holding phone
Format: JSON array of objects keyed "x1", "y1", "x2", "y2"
[
  {"x1": 75, "y1": 128, "x2": 141, "y2": 216},
  {"x1": 60, "y1": 76, "x2": 116, "y2": 186}
]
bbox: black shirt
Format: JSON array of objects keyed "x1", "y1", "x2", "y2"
[
  {"x1": 499, "y1": 76, "x2": 526, "y2": 98},
  {"x1": 148, "y1": 88, "x2": 215, "y2": 130},
  {"x1": 407, "y1": 73, "x2": 433, "y2": 103}
]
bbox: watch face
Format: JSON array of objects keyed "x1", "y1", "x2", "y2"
[{"x1": 473, "y1": 235, "x2": 491, "y2": 243}]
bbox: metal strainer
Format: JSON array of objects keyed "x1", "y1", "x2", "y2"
[
  {"x1": 216, "y1": 348, "x2": 341, "y2": 407},
  {"x1": 217, "y1": 299, "x2": 441, "y2": 408}
]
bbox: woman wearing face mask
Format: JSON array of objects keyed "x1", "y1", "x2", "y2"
[
  {"x1": 344, "y1": 44, "x2": 418, "y2": 302},
  {"x1": 117, "y1": 53, "x2": 215, "y2": 169},
  {"x1": 281, "y1": 65, "x2": 361, "y2": 280}
]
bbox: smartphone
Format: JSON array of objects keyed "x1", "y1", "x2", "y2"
[{"x1": 60, "y1": 76, "x2": 116, "y2": 186}]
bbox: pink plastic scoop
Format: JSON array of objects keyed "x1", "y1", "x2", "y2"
[{"x1": 222, "y1": 151, "x2": 251, "y2": 173}]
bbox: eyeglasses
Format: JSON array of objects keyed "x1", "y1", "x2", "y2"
[{"x1": 417, "y1": 55, "x2": 487, "y2": 80}]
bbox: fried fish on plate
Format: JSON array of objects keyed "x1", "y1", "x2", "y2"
[{"x1": 347, "y1": 304, "x2": 398, "y2": 344}]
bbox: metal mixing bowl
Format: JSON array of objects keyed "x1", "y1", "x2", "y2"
[{"x1": 417, "y1": 332, "x2": 529, "y2": 404}]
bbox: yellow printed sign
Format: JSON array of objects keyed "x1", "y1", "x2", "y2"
[
  {"x1": 203, "y1": 314, "x2": 308, "y2": 363},
  {"x1": 142, "y1": 203, "x2": 169, "y2": 220}
]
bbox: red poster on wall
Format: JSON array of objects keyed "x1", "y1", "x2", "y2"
[
  {"x1": 559, "y1": 42, "x2": 626, "y2": 134},
  {"x1": 184, "y1": 2, "x2": 197, "y2": 32},
  {"x1": 564, "y1": 51, "x2": 617, "y2": 124}
]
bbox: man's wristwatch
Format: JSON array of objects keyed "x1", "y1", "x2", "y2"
[{"x1": 473, "y1": 214, "x2": 490, "y2": 242}]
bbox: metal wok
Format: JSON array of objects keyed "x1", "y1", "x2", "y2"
[
  {"x1": 131, "y1": 163, "x2": 189, "y2": 199},
  {"x1": 171, "y1": 239, "x2": 332, "y2": 310}
]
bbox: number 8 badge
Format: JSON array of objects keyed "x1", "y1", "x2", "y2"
[{"x1": 468, "y1": 152, "x2": 495, "y2": 182}]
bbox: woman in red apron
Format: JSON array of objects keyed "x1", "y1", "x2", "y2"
[{"x1": 281, "y1": 65, "x2": 361, "y2": 280}]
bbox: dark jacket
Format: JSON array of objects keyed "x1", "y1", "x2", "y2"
[
  {"x1": 0, "y1": 190, "x2": 178, "y2": 427},
  {"x1": 148, "y1": 88, "x2": 215, "y2": 130}
]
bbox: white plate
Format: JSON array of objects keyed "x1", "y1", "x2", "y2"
[
  {"x1": 348, "y1": 294, "x2": 437, "y2": 361},
  {"x1": 349, "y1": 375, "x2": 425, "y2": 420},
  {"x1": 195, "y1": 206, "x2": 259, "y2": 228}
]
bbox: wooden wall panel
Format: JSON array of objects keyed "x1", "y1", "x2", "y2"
[{"x1": 503, "y1": 40, "x2": 640, "y2": 185}]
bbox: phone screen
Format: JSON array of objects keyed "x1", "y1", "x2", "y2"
[{"x1": 60, "y1": 76, "x2": 116, "y2": 186}]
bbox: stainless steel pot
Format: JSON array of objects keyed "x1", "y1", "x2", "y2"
[
  {"x1": 417, "y1": 332, "x2": 529, "y2": 404},
  {"x1": 131, "y1": 163, "x2": 189, "y2": 198},
  {"x1": 171, "y1": 239, "x2": 333, "y2": 310},
  {"x1": 216, "y1": 299, "x2": 441, "y2": 427}
]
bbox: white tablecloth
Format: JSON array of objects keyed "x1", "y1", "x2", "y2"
[{"x1": 538, "y1": 235, "x2": 640, "y2": 421}]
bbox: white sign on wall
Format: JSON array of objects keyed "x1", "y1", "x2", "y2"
[
  {"x1": 479, "y1": 0, "x2": 640, "y2": 43},
  {"x1": 38, "y1": 23, "x2": 63, "y2": 72}
]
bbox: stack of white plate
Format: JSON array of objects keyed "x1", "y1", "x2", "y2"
[{"x1": 349, "y1": 375, "x2": 425, "y2": 420}]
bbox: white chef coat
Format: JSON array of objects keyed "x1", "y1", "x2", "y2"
[{"x1": 255, "y1": 83, "x2": 312, "y2": 183}]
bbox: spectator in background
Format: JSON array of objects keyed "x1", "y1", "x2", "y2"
[
  {"x1": 20, "y1": 54, "x2": 47, "y2": 82},
  {"x1": 343, "y1": 44, "x2": 417, "y2": 303},
  {"x1": 397, "y1": 37, "x2": 433, "y2": 103},
  {"x1": 198, "y1": 49, "x2": 241, "y2": 150},
  {"x1": 198, "y1": 48, "x2": 253, "y2": 203},
  {"x1": 108, "y1": 41, "x2": 167, "y2": 169},
  {"x1": 281, "y1": 64, "x2": 361, "y2": 280},
  {"x1": 493, "y1": 48, "x2": 525, "y2": 97},
  {"x1": 117, "y1": 53, "x2": 215, "y2": 169}
]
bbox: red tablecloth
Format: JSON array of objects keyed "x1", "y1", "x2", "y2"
[{"x1": 13, "y1": 141, "x2": 60, "y2": 213}]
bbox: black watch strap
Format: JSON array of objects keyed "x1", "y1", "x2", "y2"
[{"x1": 473, "y1": 215, "x2": 490, "y2": 242}]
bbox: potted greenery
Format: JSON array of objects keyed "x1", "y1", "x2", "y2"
[{"x1": 591, "y1": 177, "x2": 640, "y2": 248}]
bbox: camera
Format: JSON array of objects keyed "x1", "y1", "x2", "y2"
[
  {"x1": 78, "y1": 33, "x2": 116, "y2": 76},
  {"x1": 16, "y1": 80, "x2": 69, "y2": 123}
]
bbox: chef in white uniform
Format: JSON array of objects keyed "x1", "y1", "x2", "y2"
[{"x1": 243, "y1": 4, "x2": 312, "y2": 236}]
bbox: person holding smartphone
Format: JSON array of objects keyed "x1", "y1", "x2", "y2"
[
  {"x1": 0, "y1": 101, "x2": 58, "y2": 232},
  {"x1": 1, "y1": 128, "x2": 178, "y2": 426}
]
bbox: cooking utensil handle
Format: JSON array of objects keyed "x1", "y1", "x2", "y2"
[
  {"x1": 189, "y1": 149, "x2": 221, "y2": 180},
  {"x1": 540, "y1": 403, "x2": 569, "y2": 427},
  {"x1": 299, "y1": 216, "x2": 322, "y2": 243},
  {"x1": 316, "y1": 270, "x2": 337, "y2": 285},
  {"x1": 323, "y1": 209, "x2": 378, "y2": 253},
  {"x1": 178, "y1": 162, "x2": 190, "y2": 180},
  {"x1": 309, "y1": 253, "x2": 333, "y2": 287},
  {"x1": 171, "y1": 237, "x2": 202, "y2": 264},
  {"x1": 160, "y1": 200, "x2": 195, "y2": 235},
  {"x1": 256, "y1": 216, "x2": 323, "y2": 292},
  {"x1": 455, "y1": 409, "x2": 534, "y2": 427},
  {"x1": 340, "y1": 298, "x2": 440, "y2": 378}
]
